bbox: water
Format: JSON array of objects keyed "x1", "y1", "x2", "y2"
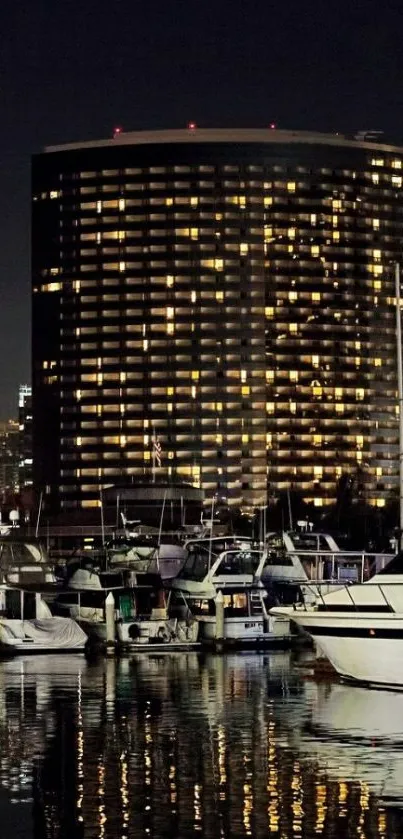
[{"x1": 0, "y1": 651, "x2": 402, "y2": 838}]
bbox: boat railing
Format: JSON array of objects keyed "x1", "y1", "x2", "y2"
[
  {"x1": 298, "y1": 577, "x2": 398, "y2": 612},
  {"x1": 281, "y1": 550, "x2": 394, "y2": 583}
]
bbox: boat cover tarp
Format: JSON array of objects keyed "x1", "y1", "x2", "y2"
[{"x1": 0, "y1": 618, "x2": 87, "y2": 648}]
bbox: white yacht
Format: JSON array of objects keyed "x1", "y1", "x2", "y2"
[
  {"x1": 263, "y1": 529, "x2": 393, "y2": 605},
  {"x1": 0, "y1": 585, "x2": 87, "y2": 653},
  {"x1": 169, "y1": 538, "x2": 291, "y2": 645},
  {"x1": 271, "y1": 552, "x2": 403, "y2": 688},
  {"x1": 55, "y1": 565, "x2": 200, "y2": 650}
]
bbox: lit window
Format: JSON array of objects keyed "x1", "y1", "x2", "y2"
[
  {"x1": 241, "y1": 385, "x2": 250, "y2": 395},
  {"x1": 144, "y1": 451, "x2": 151, "y2": 461},
  {"x1": 241, "y1": 369, "x2": 247, "y2": 383},
  {"x1": 76, "y1": 437, "x2": 82, "y2": 447},
  {"x1": 240, "y1": 243, "x2": 248, "y2": 255},
  {"x1": 335, "y1": 387, "x2": 343, "y2": 399},
  {"x1": 167, "y1": 323, "x2": 174, "y2": 335},
  {"x1": 313, "y1": 434, "x2": 322, "y2": 445},
  {"x1": 371, "y1": 158, "x2": 384, "y2": 167},
  {"x1": 190, "y1": 196, "x2": 199, "y2": 207},
  {"x1": 332, "y1": 199, "x2": 342, "y2": 210},
  {"x1": 371, "y1": 173, "x2": 379, "y2": 185},
  {"x1": 332, "y1": 215, "x2": 338, "y2": 227},
  {"x1": 376, "y1": 498, "x2": 385, "y2": 508},
  {"x1": 374, "y1": 280, "x2": 382, "y2": 291},
  {"x1": 167, "y1": 386, "x2": 174, "y2": 396},
  {"x1": 288, "y1": 227, "x2": 296, "y2": 239},
  {"x1": 289, "y1": 370, "x2": 298, "y2": 381},
  {"x1": 287, "y1": 181, "x2": 296, "y2": 192},
  {"x1": 373, "y1": 249, "x2": 381, "y2": 259},
  {"x1": 49, "y1": 190, "x2": 59, "y2": 199},
  {"x1": 118, "y1": 198, "x2": 126, "y2": 212},
  {"x1": 311, "y1": 245, "x2": 320, "y2": 257},
  {"x1": 332, "y1": 230, "x2": 340, "y2": 242},
  {"x1": 143, "y1": 339, "x2": 148, "y2": 351},
  {"x1": 266, "y1": 402, "x2": 275, "y2": 414},
  {"x1": 314, "y1": 466, "x2": 323, "y2": 478},
  {"x1": 392, "y1": 175, "x2": 402, "y2": 188},
  {"x1": 373, "y1": 218, "x2": 380, "y2": 229},
  {"x1": 312, "y1": 292, "x2": 321, "y2": 302},
  {"x1": 191, "y1": 290, "x2": 197, "y2": 303},
  {"x1": 312, "y1": 355, "x2": 320, "y2": 368},
  {"x1": 289, "y1": 401, "x2": 297, "y2": 414},
  {"x1": 96, "y1": 200, "x2": 102, "y2": 213},
  {"x1": 166, "y1": 275, "x2": 174, "y2": 287},
  {"x1": 310, "y1": 213, "x2": 317, "y2": 225},
  {"x1": 165, "y1": 197, "x2": 173, "y2": 206},
  {"x1": 335, "y1": 403, "x2": 344, "y2": 413},
  {"x1": 166, "y1": 306, "x2": 174, "y2": 319},
  {"x1": 265, "y1": 306, "x2": 274, "y2": 318},
  {"x1": 289, "y1": 290, "x2": 297, "y2": 302},
  {"x1": 356, "y1": 435, "x2": 364, "y2": 449},
  {"x1": 190, "y1": 227, "x2": 199, "y2": 239},
  {"x1": 264, "y1": 196, "x2": 273, "y2": 207},
  {"x1": 191, "y1": 385, "x2": 197, "y2": 398},
  {"x1": 374, "y1": 357, "x2": 382, "y2": 367},
  {"x1": 289, "y1": 323, "x2": 298, "y2": 333},
  {"x1": 216, "y1": 402, "x2": 223, "y2": 411},
  {"x1": 119, "y1": 261, "x2": 126, "y2": 272},
  {"x1": 392, "y1": 159, "x2": 402, "y2": 169},
  {"x1": 239, "y1": 196, "x2": 246, "y2": 208},
  {"x1": 191, "y1": 370, "x2": 199, "y2": 380},
  {"x1": 242, "y1": 433, "x2": 249, "y2": 444},
  {"x1": 120, "y1": 435, "x2": 126, "y2": 447},
  {"x1": 214, "y1": 258, "x2": 224, "y2": 271},
  {"x1": 215, "y1": 290, "x2": 224, "y2": 302},
  {"x1": 376, "y1": 466, "x2": 382, "y2": 477},
  {"x1": 266, "y1": 370, "x2": 274, "y2": 382},
  {"x1": 264, "y1": 226, "x2": 273, "y2": 241},
  {"x1": 312, "y1": 384, "x2": 322, "y2": 397},
  {"x1": 356, "y1": 388, "x2": 364, "y2": 400},
  {"x1": 216, "y1": 433, "x2": 223, "y2": 444}
]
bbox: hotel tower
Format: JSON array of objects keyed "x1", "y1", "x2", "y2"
[{"x1": 32, "y1": 128, "x2": 403, "y2": 513}]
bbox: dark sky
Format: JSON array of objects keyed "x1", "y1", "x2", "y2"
[{"x1": 1, "y1": 0, "x2": 403, "y2": 418}]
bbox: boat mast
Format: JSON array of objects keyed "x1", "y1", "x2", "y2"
[{"x1": 395, "y1": 263, "x2": 403, "y2": 549}]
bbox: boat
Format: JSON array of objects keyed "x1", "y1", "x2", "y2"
[
  {"x1": 105, "y1": 533, "x2": 187, "y2": 580},
  {"x1": 54, "y1": 565, "x2": 200, "y2": 650},
  {"x1": 271, "y1": 551, "x2": 403, "y2": 688},
  {"x1": 169, "y1": 537, "x2": 292, "y2": 645},
  {"x1": 0, "y1": 585, "x2": 87, "y2": 654},
  {"x1": 0, "y1": 536, "x2": 57, "y2": 587},
  {"x1": 263, "y1": 529, "x2": 393, "y2": 605}
]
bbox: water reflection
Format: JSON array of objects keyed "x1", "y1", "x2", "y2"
[{"x1": 0, "y1": 652, "x2": 401, "y2": 837}]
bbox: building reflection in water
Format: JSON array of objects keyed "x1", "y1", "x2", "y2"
[{"x1": 0, "y1": 652, "x2": 400, "y2": 837}]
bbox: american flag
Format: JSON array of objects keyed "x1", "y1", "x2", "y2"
[{"x1": 153, "y1": 433, "x2": 162, "y2": 467}]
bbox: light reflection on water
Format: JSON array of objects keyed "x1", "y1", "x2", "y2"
[{"x1": 0, "y1": 651, "x2": 401, "y2": 837}]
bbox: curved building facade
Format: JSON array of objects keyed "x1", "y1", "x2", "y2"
[{"x1": 32, "y1": 129, "x2": 403, "y2": 512}]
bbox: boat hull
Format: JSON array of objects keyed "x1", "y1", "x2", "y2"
[
  {"x1": 198, "y1": 614, "x2": 292, "y2": 645},
  {"x1": 289, "y1": 612, "x2": 403, "y2": 687}
]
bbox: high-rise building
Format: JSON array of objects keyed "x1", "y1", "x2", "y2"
[
  {"x1": 32, "y1": 128, "x2": 403, "y2": 513},
  {"x1": 0, "y1": 419, "x2": 19, "y2": 499},
  {"x1": 18, "y1": 384, "x2": 33, "y2": 489}
]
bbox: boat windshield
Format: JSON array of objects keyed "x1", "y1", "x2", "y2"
[
  {"x1": 216, "y1": 550, "x2": 260, "y2": 576},
  {"x1": 178, "y1": 552, "x2": 211, "y2": 581},
  {"x1": 377, "y1": 552, "x2": 403, "y2": 575}
]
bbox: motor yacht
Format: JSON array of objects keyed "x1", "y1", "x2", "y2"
[
  {"x1": 169, "y1": 538, "x2": 291, "y2": 645},
  {"x1": 271, "y1": 551, "x2": 403, "y2": 688},
  {"x1": 263, "y1": 529, "x2": 393, "y2": 605},
  {"x1": 54, "y1": 565, "x2": 200, "y2": 650}
]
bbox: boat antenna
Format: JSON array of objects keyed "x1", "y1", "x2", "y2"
[
  {"x1": 287, "y1": 488, "x2": 293, "y2": 531},
  {"x1": 157, "y1": 489, "x2": 168, "y2": 570},
  {"x1": 35, "y1": 491, "x2": 43, "y2": 539},
  {"x1": 395, "y1": 263, "x2": 403, "y2": 550}
]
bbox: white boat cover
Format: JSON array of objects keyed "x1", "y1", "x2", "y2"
[{"x1": 0, "y1": 618, "x2": 87, "y2": 649}]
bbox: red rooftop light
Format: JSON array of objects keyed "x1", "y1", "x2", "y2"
[
  {"x1": 269, "y1": 123, "x2": 277, "y2": 129},
  {"x1": 113, "y1": 126, "x2": 123, "y2": 137},
  {"x1": 188, "y1": 122, "x2": 197, "y2": 130}
]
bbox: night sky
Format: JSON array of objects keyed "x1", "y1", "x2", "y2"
[{"x1": 0, "y1": 0, "x2": 402, "y2": 418}]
